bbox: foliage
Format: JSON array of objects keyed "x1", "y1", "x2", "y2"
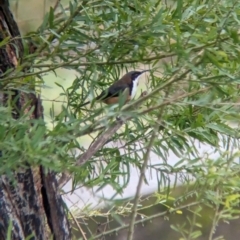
[{"x1": 2, "y1": 0, "x2": 240, "y2": 239}]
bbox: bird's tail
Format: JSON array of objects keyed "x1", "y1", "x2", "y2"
[
  {"x1": 79, "y1": 100, "x2": 90, "y2": 108},
  {"x1": 79, "y1": 93, "x2": 104, "y2": 108}
]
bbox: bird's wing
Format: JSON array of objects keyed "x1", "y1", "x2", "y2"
[
  {"x1": 97, "y1": 84, "x2": 129, "y2": 100},
  {"x1": 79, "y1": 84, "x2": 130, "y2": 107}
]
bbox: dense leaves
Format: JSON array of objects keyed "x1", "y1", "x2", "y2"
[{"x1": 2, "y1": 0, "x2": 240, "y2": 239}]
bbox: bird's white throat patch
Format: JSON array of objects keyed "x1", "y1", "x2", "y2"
[{"x1": 131, "y1": 75, "x2": 141, "y2": 99}]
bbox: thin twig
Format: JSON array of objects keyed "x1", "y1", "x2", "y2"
[
  {"x1": 32, "y1": 37, "x2": 226, "y2": 69},
  {"x1": 36, "y1": 2, "x2": 86, "y2": 54},
  {"x1": 0, "y1": 46, "x2": 99, "y2": 86},
  {"x1": 215, "y1": 0, "x2": 239, "y2": 42},
  {"x1": 93, "y1": 201, "x2": 201, "y2": 239},
  {"x1": 140, "y1": 86, "x2": 212, "y2": 115},
  {"x1": 127, "y1": 85, "x2": 170, "y2": 240},
  {"x1": 33, "y1": 52, "x2": 176, "y2": 68},
  {"x1": 53, "y1": 0, "x2": 61, "y2": 12},
  {"x1": 1, "y1": 36, "x2": 231, "y2": 85},
  {"x1": 126, "y1": 130, "x2": 156, "y2": 240},
  {"x1": 69, "y1": 209, "x2": 87, "y2": 240},
  {"x1": 208, "y1": 202, "x2": 221, "y2": 240}
]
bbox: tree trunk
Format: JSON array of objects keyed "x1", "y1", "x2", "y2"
[{"x1": 0, "y1": 1, "x2": 71, "y2": 239}]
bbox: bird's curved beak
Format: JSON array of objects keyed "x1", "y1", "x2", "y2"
[{"x1": 141, "y1": 69, "x2": 151, "y2": 74}]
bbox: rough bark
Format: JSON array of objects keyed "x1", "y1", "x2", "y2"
[{"x1": 0, "y1": 1, "x2": 71, "y2": 239}]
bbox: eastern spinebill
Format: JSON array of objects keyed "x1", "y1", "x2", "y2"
[{"x1": 80, "y1": 70, "x2": 150, "y2": 107}]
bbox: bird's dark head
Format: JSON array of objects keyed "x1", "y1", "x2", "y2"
[
  {"x1": 121, "y1": 70, "x2": 150, "y2": 98},
  {"x1": 128, "y1": 70, "x2": 150, "y2": 81}
]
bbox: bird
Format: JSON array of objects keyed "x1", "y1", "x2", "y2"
[{"x1": 80, "y1": 70, "x2": 150, "y2": 107}]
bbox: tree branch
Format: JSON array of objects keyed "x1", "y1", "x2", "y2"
[
  {"x1": 76, "y1": 119, "x2": 126, "y2": 166},
  {"x1": 127, "y1": 85, "x2": 170, "y2": 240}
]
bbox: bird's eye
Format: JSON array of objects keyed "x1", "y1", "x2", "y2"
[
  {"x1": 132, "y1": 72, "x2": 141, "y2": 80},
  {"x1": 135, "y1": 73, "x2": 140, "y2": 77}
]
